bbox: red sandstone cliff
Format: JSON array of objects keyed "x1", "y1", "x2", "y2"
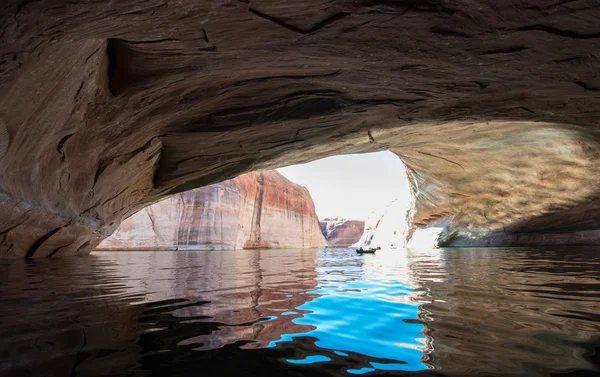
[
  {"x1": 319, "y1": 218, "x2": 365, "y2": 248},
  {"x1": 97, "y1": 170, "x2": 327, "y2": 250}
]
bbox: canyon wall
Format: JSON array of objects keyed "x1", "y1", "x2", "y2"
[
  {"x1": 1, "y1": 1, "x2": 600, "y2": 256},
  {"x1": 97, "y1": 170, "x2": 327, "y2": 250},
  {"x1": 320, "y1": 218, "x2": 365, "y2": 248}
]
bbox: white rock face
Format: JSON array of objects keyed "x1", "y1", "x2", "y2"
[
  {"x1": 97, "y1": 170, "x2": 327, "y2": 250},
  {"x1": 352, "y1": 198, "x2": 411, "y2": 249}
]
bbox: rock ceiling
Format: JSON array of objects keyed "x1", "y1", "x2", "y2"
[{"x1": 0, "y1": 0, "x2": 599, "y2": 256}]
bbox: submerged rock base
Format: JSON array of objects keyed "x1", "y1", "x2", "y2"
[{"x1": 442, "y1": 229, "x2": 600, "y2": 248}]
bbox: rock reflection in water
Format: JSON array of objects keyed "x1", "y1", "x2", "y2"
[
  {"x1": 105, "y1": 249, "x2": 323, "y2": 350},
  {"x1": 0, "y1": 247, "x2": 599, "y2": 377},
  {"x1": 411, "y1": 247, "x2": 600, "y2": 376},
  {"x1": 105, "y1": 249, "x2": 428, "y2": 373},
  {"x1": 268, "y1": 249, "x2": 427, "y2": 373}
]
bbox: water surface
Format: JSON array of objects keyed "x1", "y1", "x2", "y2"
[{"x1": 0, "y1": 247, "x2": 599, "y2": 376}]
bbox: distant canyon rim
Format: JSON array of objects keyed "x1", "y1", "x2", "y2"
[{"x1": 1, "y1": 0, "x2": 600, "y2": 257}]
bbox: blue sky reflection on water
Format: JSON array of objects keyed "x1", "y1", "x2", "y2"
[{"x1": 268, "y1": 249, "x2": 428, "y2": 374}]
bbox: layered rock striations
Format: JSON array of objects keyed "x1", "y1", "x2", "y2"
[
  {"x1": 97, "y1": 170, "x2": 327, "y2": 250},
  {"x1": 389, "y1": 125, "x2": 600, "y2": 247},
  {"x1": 1, "y1": 1, "x2": 600, "y2": 256},
  {"x1": 320, "y1": 218, "x2": 365, "y2": 247}
]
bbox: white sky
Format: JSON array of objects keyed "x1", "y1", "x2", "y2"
[{"x1": 277, "y1": 151, "x2": 410, "y2": 221}]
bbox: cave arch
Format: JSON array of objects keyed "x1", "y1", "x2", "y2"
[{"x1": 0, "y1": 0, "x2": 599, "y2": 256}]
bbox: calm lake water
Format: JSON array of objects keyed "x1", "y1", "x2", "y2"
[{"x1": 0, "y1": 248, "x2": 599, "y2": 377}]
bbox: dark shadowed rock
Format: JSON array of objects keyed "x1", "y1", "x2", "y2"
[{"x1": 1, "y1": 0, "x2": 600, "y2": 256}]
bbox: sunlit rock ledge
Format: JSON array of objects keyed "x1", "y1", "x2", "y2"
[
  {"x1": 1, "y1": 0, "x2": 600, "y2": 256},
  {"x1": 97, "y1": 170, "x2": 327, "y2": 250}
]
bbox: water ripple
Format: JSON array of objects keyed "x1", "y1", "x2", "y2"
[{"x1": 0, "y1": 247, "x2": 599, "y2": 376}]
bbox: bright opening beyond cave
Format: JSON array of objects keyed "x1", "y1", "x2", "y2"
[
  {"x1": 97, "y1": 151, "x2": 416, "y2": 251},
  {"x1": 277, "y1": 151, "x2": 411, "y2": 221},
  {"x1": 278, "y1": 151, "x2": 414, "y2": 249}
]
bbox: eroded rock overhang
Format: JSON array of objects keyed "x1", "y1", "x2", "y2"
[
  {"x1": 384, "y1": 122, "x2": 600, "y2": 247},
  {"x1": 0, "y1": 0, "x2": 599, "y2": 256}
]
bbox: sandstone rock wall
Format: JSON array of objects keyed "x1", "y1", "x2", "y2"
[
  {"x1": 320, "y1": 218, "x2": 365, "y2": 247},
  {"x1": 97, "y1": 171, "x2": 327, "y2": 250},
  {"x1": 386, "y1": 124, "x2": 600, "y2": 247}
]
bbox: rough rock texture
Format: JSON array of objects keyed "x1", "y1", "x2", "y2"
[
  {"x1": 393, "y1": 124, "x2": 600, "y2": 247},
  {"x1": 97, "y1": 170, "x2": 327, "y2": 250},
  {"x1": 320, "y1": 218, "x2": 365, "y2": 247},
  {"x1": 1, "y1": 0, "x2": 600, "y2": 256}
]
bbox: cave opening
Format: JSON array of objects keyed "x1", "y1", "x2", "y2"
[
  {"x1": 277, "y1": 151, "x2": 414, "y2": 250},
  {"x1": 95, "y1": 151, "x2": 420, "y2": 252}
]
